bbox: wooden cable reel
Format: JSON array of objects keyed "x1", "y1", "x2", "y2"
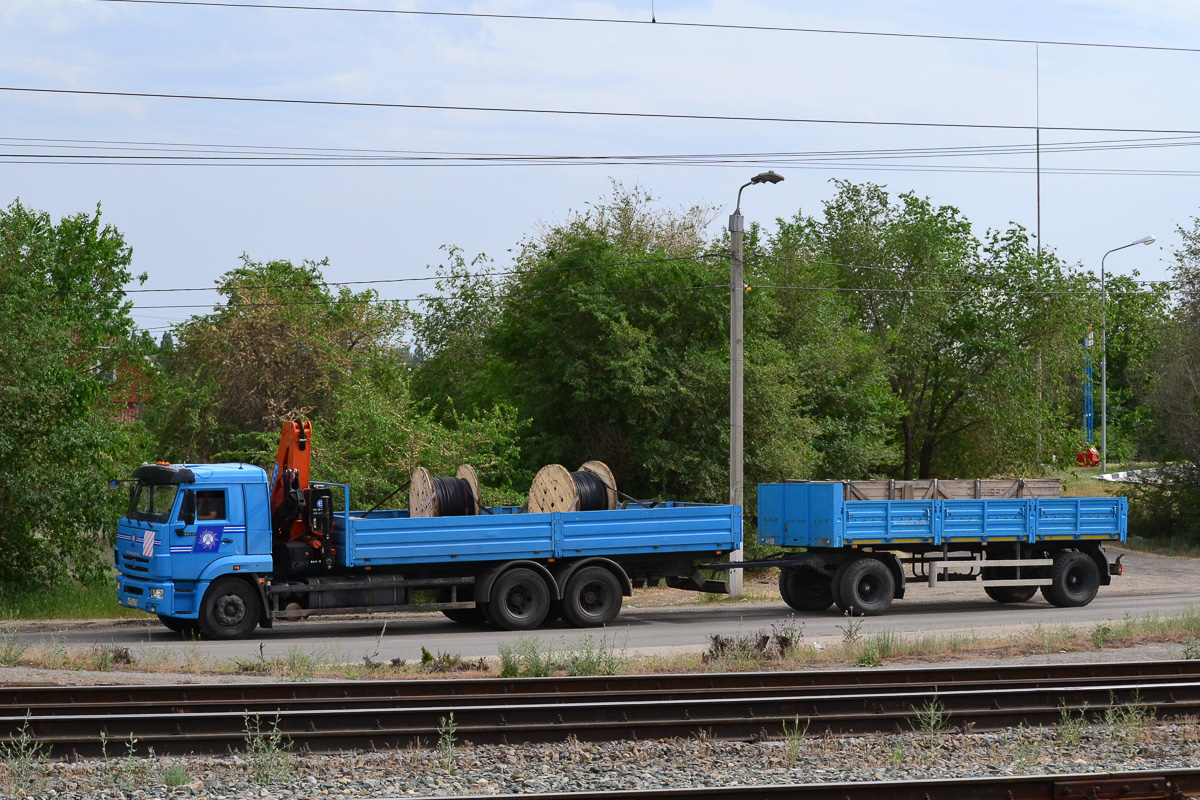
[
  {"x1": 408, "y1": 465, "x2": 482, "y2": 518},
  {"x1": 527, "y1": 460, "x2": 618, "y2": 514}
]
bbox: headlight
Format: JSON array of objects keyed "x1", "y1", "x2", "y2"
[{"x1": 150, "y1": 588, "x2": 165, "y2": 600}]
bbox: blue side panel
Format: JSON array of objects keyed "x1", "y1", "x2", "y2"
[
  {"x1": 757, "y1": 483, "x2": 842, "y2": 548},
  {"x1": 559, "y1": 504, "x2": 740, "y2": 558},
  {"x1": 941, "y1": 499, "x2": 1031, "y2": 542},
  {"x1": 332, "y1": 503, "x2": 740, "y2": 568},
  {"x1": 1036, "y1": 498, "x2": 1126, "y2": 540},
  {"x1": 757, "y1": 483, "x2": 1127, "y2": 548}
]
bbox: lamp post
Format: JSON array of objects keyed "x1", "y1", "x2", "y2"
[
  {"x1": 729, "y1": 170, "x2": 783, "y2": 596},
  {"x1": 1100, "y1": 234, "x2": 1155, "y2": 474}
]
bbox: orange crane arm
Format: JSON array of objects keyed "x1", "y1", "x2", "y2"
[{"x1": 269, "y1": 419, "x2": 312, "y2": 542}]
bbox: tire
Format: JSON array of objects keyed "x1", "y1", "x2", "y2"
[
  {"x1": 157, "y1": 614, "x2": 199, "y2": 636},
  {"x1": 1041, "y1": 551, "x2": 1100, "y2": 608},
  {"x1": 442, "y1": 607, "x2": 488, "y2": 625},
  {"x1": 836, "y1": 557, "x2": 895, "y2": 616},
  {"x1": 487, "y1": 568, "x2": 551, "y2": 631},
  {"x1": 830, "y1": 560, "x2": 853, "y2": 612},
  {"x1": 561, "y1": 566, "x2": 623, "y2": 628},
  {"x1": 981, "y1": 566, "x2": 1038, "y2": 604},
  {"x1": 984, "y1": 585, "x2": 1039, "y2": 603},
  {"x1": 780, "y1": 567, "x2": 834, "y2": 612},
  {"x1": 198, "y1": 578, "x2": 261, "y2": 640},
  {"x1": 777, "y1": 568, "x2": 797, "y2": 607}
]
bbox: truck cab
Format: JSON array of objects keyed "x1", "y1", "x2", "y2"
[{"x1": 116, "y1": 463, "x2": 272, "y2": 635}]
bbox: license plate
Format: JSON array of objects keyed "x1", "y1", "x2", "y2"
[{"x1": 126, "y1": 597, "x2": 138, "y2": 607}]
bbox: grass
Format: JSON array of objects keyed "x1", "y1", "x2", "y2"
[{"x1": 0, "y1": 578, "x2": 144, "y2": 621}]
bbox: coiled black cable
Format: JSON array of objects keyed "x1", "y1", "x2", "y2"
[
  {"x1": 570, "y1": 470, "x2": 609, "y2": 512},
  {"x1": 431, "y1": 476, "x2": 476, "y2": 516}
]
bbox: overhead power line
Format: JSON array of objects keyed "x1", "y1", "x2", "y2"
[
  {"x1": 88, "y1": 0, "x2": 1200, "y2": 55},
  {"x1": 6, "y1": 85, "x2": 1200, "y2": 136}
]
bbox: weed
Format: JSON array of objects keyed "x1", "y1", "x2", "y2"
[
  {"x1": 887, "y1": 740, "x2": 906, "y2": 767},
  {"x1": 0, "y1": 631, "x2": 28, "y2": 666},
  {"x1": 0, "y1": 712, "x2": 46, "y2": 794},
  {"x1": 113, "y1": 736, "x2": 155, "y2": 788},
  {"x1": 702, "y1": 632, "x2": 770, "y2": 671},
  {"x1": 362, "y1": 623, "x2": 387, "y2": 668},
  {"x1": 855, "y1": 648, "x2": 883, "y2": 667},
  {"x1": 910, "y1": 695, "x2": 950, "y2": 737},
  {"x1": 1090, "y1": 623, "x2": 1114, "y2": 649},
  {"x1": 233, "y1": 643, "x2": 275, "y2": 674},
  {"x1": 1009, "y1": 723, "x2": 1040, "y2": 771},
  {"x1": 497, "y1": 636, "x2": 554, "y2": 678},
  {"x1": 1100, "y1": 690, "x2": 1151, "y2": 743},
  {"x1": 781, "y1": 715, "x2": 809, "y2": 766},
  {"x1": 242, "y1": 713, "x2": 293, "y2": 784},
  {"x1": 283, "y1": 645, "x2": 318, "y2": 681},
  {"x1": 420, "y1": 646, "x2": 488, "y2": 674},
  {"x1": 768, "y1": 615, "x2": 805, "y2": 658},
  {"x1": 1184, "y1": 637, "x2": 1200, "y2": 660},
  {"x1": 437, "y1": 713, "x2": 457, "y2": 775},
  {"x1": 86, "y1": 644, "x2": 133, "y2": 672},
  {"x1": 561, "y1": 632, "x2": 625, "y2": 676},
  {"x1": 1056, "y1": 703, "x2": 1089, "y2": 747},
  {"x1": 835, "y1": 608, "x2": 864, "y2": 645},
  {"x1": 162, "y1": 764, "x2": 189, "y2": 787}
]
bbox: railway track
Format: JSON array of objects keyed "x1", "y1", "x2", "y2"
[
  {"x1": 3, "y1": 660, "x2": 1199, "y2": 757},
  {"x1": 387, "y1": 770, "x2": 1200, "y2": 800}
]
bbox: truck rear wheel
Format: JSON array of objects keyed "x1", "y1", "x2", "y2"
[
  {"x1": 198, "y1": 578, "x2": 261, "y2": 640},
  {"x1": 486, "y1": 568, "x2": 551, "y2": 631},
  {"x1": 561, "y1": 566, "x2": 622, "y2": 627},
  {"x1": 779, "y1": 567, "x2": 834, "y2": 612},
  {"x1": 836, "y1": 557, "x2": 895, "y2": 616},
  {"x1": 1041, "y1": 551, "x2": 1100, "y2": 608}
]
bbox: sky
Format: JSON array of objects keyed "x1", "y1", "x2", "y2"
[{"x1": 3, "y1": 0, "x2": 1199, "y2": 335}]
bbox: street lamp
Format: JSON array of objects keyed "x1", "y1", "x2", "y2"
[
  {"x1": 729, "y1": 170, "x2": 784, "y2": 596},
  {"x1": 1100, "y1": 234, "x2": 1155, "y2": 474}
]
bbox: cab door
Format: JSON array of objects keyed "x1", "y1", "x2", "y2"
[{"x1": 169, "y1": 485, "x2": 247, "y2": 580}]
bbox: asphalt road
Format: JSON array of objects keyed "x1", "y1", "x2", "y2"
[{"x1": 11, "y1": 579, "x2": 1199, "y2": 667}]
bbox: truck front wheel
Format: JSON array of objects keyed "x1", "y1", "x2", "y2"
[
  {"x1": 1041, "y1": 551, "x2": 1100, "y2": 608},
  {"x1": 779, "y1": 567, "x2": 834, "y2": 612},
  {"x1": 836, "y1": 557, "x2": 895, "y2": 616},
  {"x1": 198, "y1": 578, "x2": 261, "y2": 639},
  {"x1": 561, "y1": 566, "x2": 622, "y2": 627},
  {"x1": 486, "y1": 568, "x2": 551, "y2": 631}
]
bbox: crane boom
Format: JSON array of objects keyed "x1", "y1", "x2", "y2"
[{"x1": 269, "y1": 419, "x2": 311, "y2": 542}]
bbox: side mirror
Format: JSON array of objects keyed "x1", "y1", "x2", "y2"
[{"x1": 180, "y1": 491, "x2": 196, "y2": 526}]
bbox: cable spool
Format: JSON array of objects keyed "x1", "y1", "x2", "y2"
[
  {"x1": 409, "y1": 465, "x2": 482, "y2": 518},
  {"x1": 527, "y1": 461, "x2": 618, "y2": 514}
]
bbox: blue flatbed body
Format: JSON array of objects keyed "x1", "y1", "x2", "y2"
[{"x1": 757, "y1": 482, "x2": 1127, "y2": 549}]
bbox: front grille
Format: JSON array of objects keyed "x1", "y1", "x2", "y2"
[
  {"x1": 122, "y1": 553, "x2": 150, "y2": 574},
  {"x1": 125, "y1": 585, "x2": 144, "y2": 596}
]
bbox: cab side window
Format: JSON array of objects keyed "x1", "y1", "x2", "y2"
[{"x1": 196, "y1": 490, "x2": 227, "y2": 521}]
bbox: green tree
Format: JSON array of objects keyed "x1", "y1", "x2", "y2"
[{"x1": 0, "y1": 200, "x2": 141, "y2": 596}]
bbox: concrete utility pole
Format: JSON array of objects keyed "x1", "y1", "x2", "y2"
[
  {"x1": 1099, "y1": 234, "x2": 1155, "y2": 474},
  {"x1": 728, "y1": 170, "x2": 783, "y2": 596}
]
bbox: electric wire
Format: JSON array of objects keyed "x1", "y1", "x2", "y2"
[
  {"x1": 7, "y1": 85, "x2": 1200, "y2": 136},
  {"x1": 86, "y1": 0, "x2": 1200, "y2": 56}
]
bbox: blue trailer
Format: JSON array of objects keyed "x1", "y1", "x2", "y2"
[
  {"x1": 724, "y1": 481, "x2": 1126, "y2": 616},
  {"x1": 115, "y1": 462, "x2": 740, "y2": 639}
]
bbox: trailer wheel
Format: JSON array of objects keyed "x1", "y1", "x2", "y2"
[
  {"x1": 156, "y1": 614, "x2": 199, "y2": 637},
  {"x1": 836, "y1": 558, "x2": 895, "y2": 616},
  {"x1": 561, "y1": 566, "x2": 622, "y2": 628},
  {"x1": 780, "y1": 567, "x2": 834, "y2": 612},
  {"x1": 198, "y1": 578, "x2": 261, "y2": 640},
  {"x1": 486, "y1": 568, "x2": 551, "y2": 631},
  {"x1": 981, "y1": 567, "x2": 1038, "y2": 604},
  {"x1": 1041, "y1": 551, "x2": 1100, "y2": 608},
  {"x1": 984, "y1": 585, "x2": 1038, "y2": 604}
]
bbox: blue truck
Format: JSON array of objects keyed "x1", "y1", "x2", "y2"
[
  {"x1": 115, "y1": 458, "x2": 740, "y2": 640},
  {"x1": 736, "y1": 480, "x2": 1127, "y2": 615}
]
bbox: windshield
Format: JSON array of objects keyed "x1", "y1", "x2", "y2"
[{"x1": 127, "y1": 482, "x2": 180, "y2": 523}]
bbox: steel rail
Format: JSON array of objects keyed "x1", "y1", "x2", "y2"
[
  {"x1": 383, "y1": 770, "x2": 1200, "y2": 800},
  {"x1": 4, "y1": 677, "x2": 1200, "y2": 757},
  {"x1": 4, "y1": 659, "x2": 1199, "y2": 715}
]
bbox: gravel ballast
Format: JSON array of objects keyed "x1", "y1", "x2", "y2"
[{"x1": 6, "y1": 718, "x2": 1200, "y2": 799}]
